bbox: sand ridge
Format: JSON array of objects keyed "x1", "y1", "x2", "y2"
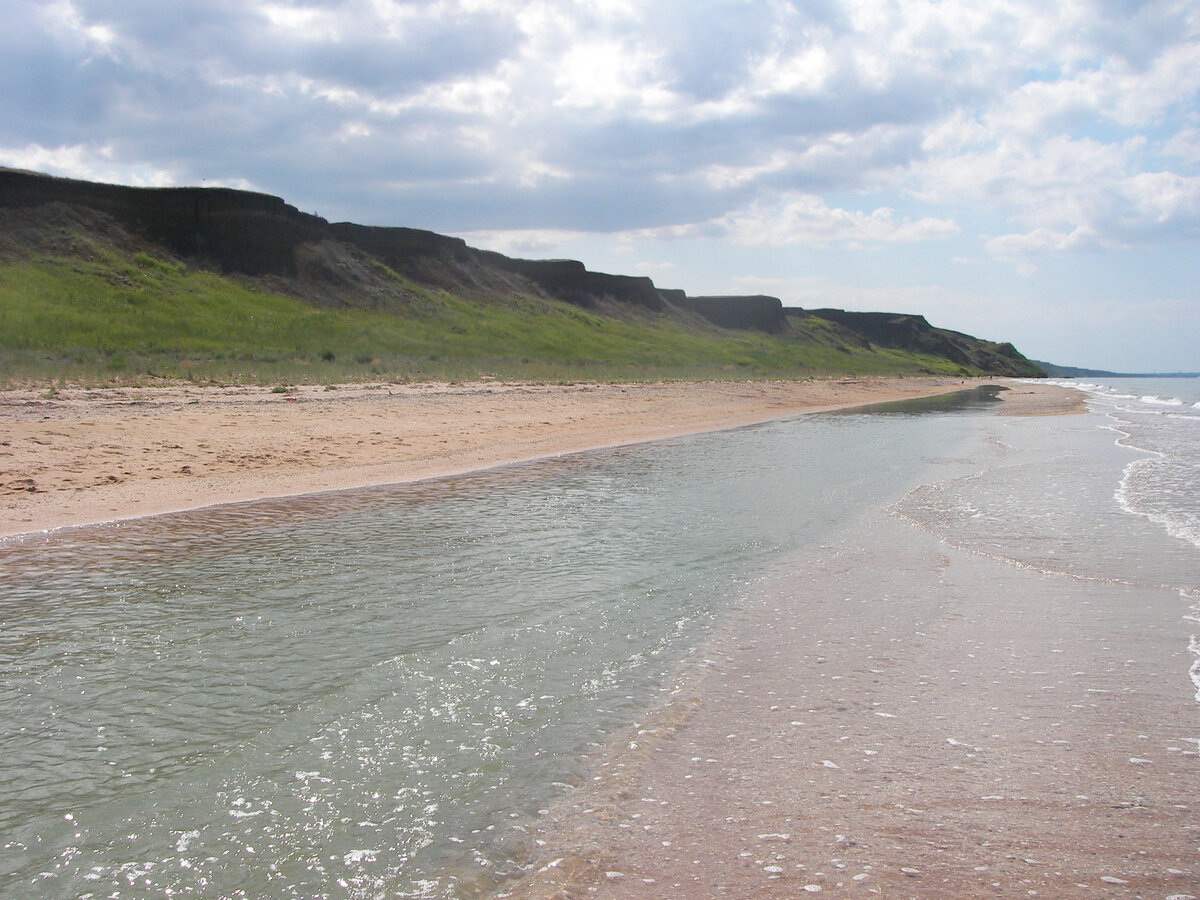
[
  {"x1": 0, "y1": 378, "x2": 1075, "y2": 539},
  {"x1": 0, "y1": 377, "x2": 1001, "y2": 539}
]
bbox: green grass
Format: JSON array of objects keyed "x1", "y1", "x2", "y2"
[{"x1": 0, "y1": 249, "x2": 977, "y2": 387}]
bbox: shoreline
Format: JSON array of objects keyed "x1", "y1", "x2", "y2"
[
  {"x1": 499, "y1": 384, "x2": 1195, "y2": 900},
  {"x1": 0, "y1": 378, "x2": 1081, "y2": 540}
]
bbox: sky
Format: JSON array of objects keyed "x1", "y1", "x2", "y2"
[{"x1": 3, "y1": 0, "x2": 1199, "y2": 371}]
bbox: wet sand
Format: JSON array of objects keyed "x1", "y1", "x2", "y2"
[
  {"x1": 1, "y1": 377, "x2": 1001, "y2": 539},
  {"x1": 995, "y1": 383, "x2": 1087, "y2": 416},
  {"x1": 502, "y1": 384, "x2": 1199, "y2": 899}
]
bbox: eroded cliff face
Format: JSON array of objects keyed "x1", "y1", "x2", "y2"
[
  {"x1": 805, "y1": 309, "x2": 1037, "y2": 374},
  {"x1": 0, "y1": 168, "x2": 326, "y2": 275},
  {"x1": 0, "y1": 167, "x2": 1045, "y2": 376},
  {"x1": 1, "y1": 169, "x2": 675, "y2": 311},
  {"x1": 677, "y1": 296, "x2": 788, "y2": 333}
]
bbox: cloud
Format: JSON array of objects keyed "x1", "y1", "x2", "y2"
[
  {"x1": 3, "y1": 0, "x2": 1197, "y2": 368},
  {"x1": 712, "y1": 195, "x2": 961, "y2": 247},
  {"x1": 1162, "y1": 127, "x2": 1200, "y2": 165},
  {"x1": 724, "y1": 273, "x2": 1002, "y2": 324},
  {"x1": 980, "y1": 165, "x2": 1200, "y2": 269},
  {"x1": 0, "y1": 141, "x2": 181, "y2": 186},
  {"x1": 451, "y1": 227, "x2": 591, "y2": 257},
  {"x1": 460, "y1": 191, "x2": 961, "y2": 256},
  {"x1": 3, "y1": 0, "x2": 1199, "y2": 272}
]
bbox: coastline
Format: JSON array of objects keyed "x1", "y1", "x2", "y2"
[
  {"x1": 500, "y1": 382, "x2": 1196, "y2": 900},
  {"x1": 0, "y1": 377, "x2": 1075, "y2": 540},
  {"x1": 8, "y1": 376, "x2": 1158, "y2": 900}
]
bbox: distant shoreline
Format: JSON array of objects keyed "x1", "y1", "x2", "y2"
[{"x1": 0, "y1": 378, "x2": 1083, "y2": 539}]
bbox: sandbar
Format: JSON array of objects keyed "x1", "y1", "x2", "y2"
[{"x1": 0, "y1": 377, "x2": 1070, "y2": 540}]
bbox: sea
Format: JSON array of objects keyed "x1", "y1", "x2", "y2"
[{"x1": 1, "y1": 378, "x2": 1196, "y2": 898}]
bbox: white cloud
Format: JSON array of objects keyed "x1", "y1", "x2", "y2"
[
  {"x1": 258, "y1": 3, "x2": 329, "y2": 36},
  {"x1": 550, "y1": 37, "x2": 666, "y2": 113},
  {"x1": 978, "y1": 166, "x2": 1200, "y2": 266},
  {"x1": 1122, "y1": 171, "x2": 1200, "y2": 226},
  {"x1": 0, "y1": 142, "x2": 178, "y2": 186},
  {"x1": 714, "y1": 195, "x2": 960, "y2": 248},
  {"x1": 9, "y1": 0, "x2": 1194, "y2": 242},
  {"x1": 985, "y1": 227, "x2": 1105, "y2": 276},
  {"x1": 1161, "y1": 127, "x2": 1200, "y2": 165},
  {"x1": 38, "y1": 0, "x2": 121, "y2": 58},
  {"x1": 749, "y1": 43, "x2": 835, "y2": 97},
  {"x1": 452, "y1": 227, "x2": 591, "y2": 256},
  {"x1": 2, "y1": 0, "x2": 1198, "y2": 368}
]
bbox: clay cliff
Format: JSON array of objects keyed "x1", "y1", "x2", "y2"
[{"x1": 0, "y1": 167, "x2": 1045, "y2": 377}]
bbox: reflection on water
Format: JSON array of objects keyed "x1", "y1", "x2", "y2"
[
  {"x1": 827, "y1": 383, "x2": 1005, "y2": 417},
  {"x1": 1, "y1": 390, "x2": 996, "y2": 898}
]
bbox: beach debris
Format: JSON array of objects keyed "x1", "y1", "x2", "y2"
[
  {"x1": 1100, "y1": 875, "x2": 1129, "y2": 884},
  {"x1": 822, "y1": 760, "x2": 840, "y2": 769},
  {"x1": 757, "y1": 834, "x2": 792, "y2": 843}
]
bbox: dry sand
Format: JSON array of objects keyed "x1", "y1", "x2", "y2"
[{"x1": 0, "y1": 376, "x2": 1026, "y2": 539}]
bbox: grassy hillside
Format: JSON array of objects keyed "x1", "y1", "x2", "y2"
[
  {"x1": 0, "y1": 168, "x2": 1044, "y2": 386},
  {"x1": 0, "y1": 244, "x2": 981, "y2": 386}
]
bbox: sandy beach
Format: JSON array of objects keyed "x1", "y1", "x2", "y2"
[
  {"x1": 13, "y1": 375, "x2": 1191, "y2": 900},
  {"x1": 0, "y1": 377, "x2": 1075, "y2": 539}
]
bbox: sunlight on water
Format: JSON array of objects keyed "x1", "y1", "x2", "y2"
[{"x1": 1, "y1": 388, "x2": 1019, "y2": 898}]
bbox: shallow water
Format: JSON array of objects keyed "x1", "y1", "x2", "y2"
[
  {"x1": 894, "y1": 379, "x2": 1199, "y2": 719},
  {"x1": 513, "y1": 381, "x2": 1200, "y2": 897},
  {"x1": 0, "y1": 388, "x2": 1018, "y2": 899},
  {"x1": 1072, "y1": 377, "x2": 1200, "y2": 552}
]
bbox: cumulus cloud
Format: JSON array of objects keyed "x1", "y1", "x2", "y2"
[
  {"x1": 451, "y1": 227, "x2": 592, "y2": 257},
  {"x1": 2, "y1": 0, "x2": 1199, "y2": 308},
  {"x1": 0, "y1": 141, "x2": 180, "y2": 186},
  {"x1": 697, "y1": 195, "x2": 961, "y2": 247},
  {"x1": 1162, "y1": 127, "x2": 1200, "y2": 165}
]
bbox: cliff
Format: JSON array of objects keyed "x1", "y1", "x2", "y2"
[
  {"x1": 0, "y1": 167, "x2": 1044, "y2": 378},
  {"x1": 801, "y1": 309, "x2": 1037, "y2": 375}
]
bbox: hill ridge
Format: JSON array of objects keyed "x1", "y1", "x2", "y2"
[{"x1": 0, "y1": 167, "x2": 1044, "y2": 381}]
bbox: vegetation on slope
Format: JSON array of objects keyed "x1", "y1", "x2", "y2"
[
  {"x1": 0, "y1": 244, "x2": 981, "y2": 386},
  {"x1": 0, "y1": 168, "x2": 1044, "y2": 386}
]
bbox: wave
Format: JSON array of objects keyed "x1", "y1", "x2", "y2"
[{"x1": 1141, "y1": 394, "x2": 1185, "y2": 406}]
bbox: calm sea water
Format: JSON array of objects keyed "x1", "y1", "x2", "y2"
[
  {"x1": 895, "y1": 376, "x2": 1199, "y2": 702},
  {"x1": 1, "y1": 382, "x2": 1196, "y2": 898}
]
